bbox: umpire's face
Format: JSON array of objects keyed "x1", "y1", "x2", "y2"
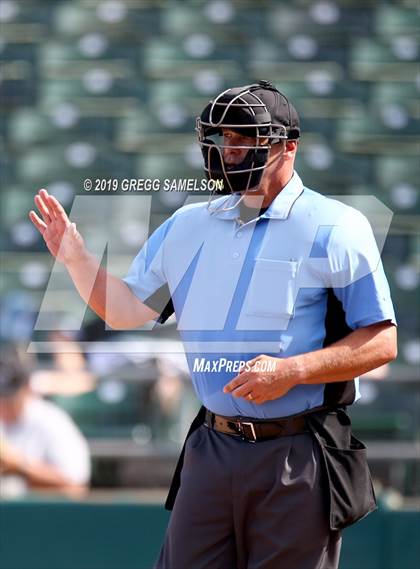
[
  {"x1": 221, "y1": 129, "x2": 259, "y2": 167},
  {"x1": 243, "y1": 138, "x2": 299, "y2": 208},
  {"x1": 221, "y1": 128, "x2": 298, "y2": 206}
]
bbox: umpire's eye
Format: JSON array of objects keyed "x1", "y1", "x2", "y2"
[{"x1": 223, "y1": 131, "x2": 256, "y2": 148}]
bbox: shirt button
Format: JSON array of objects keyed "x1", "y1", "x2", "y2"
[
  {"x1": 232, "y1": 252, "x2": 240, "y2": 259},
  {"x1": 236, "y1": 232, "x2": 242, "y2": 238}
]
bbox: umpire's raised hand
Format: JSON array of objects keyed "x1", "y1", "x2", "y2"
[
  {"x1": 29, "y1": 188, "x2": 86, "y2": 266},
  {"x1": 28, "y1": 188, "x2": 159, "y2": 330}
]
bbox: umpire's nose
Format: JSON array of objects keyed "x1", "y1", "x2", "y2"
[{"x1": 223, "y1": 145, "x2": 242, "y2": 166}]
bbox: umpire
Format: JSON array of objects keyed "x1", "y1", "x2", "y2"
[{"x1": 30, "y1": 81, "x2": 397, "y2": 569}]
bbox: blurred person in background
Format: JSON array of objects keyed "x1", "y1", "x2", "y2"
[{"x1": 0, "y1": 345, "x2": 91, "y2": 498}]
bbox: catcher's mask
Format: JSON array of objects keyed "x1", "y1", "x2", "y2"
[{"x1": 196, "y1": 81, "x2": 299, "y2": 213}]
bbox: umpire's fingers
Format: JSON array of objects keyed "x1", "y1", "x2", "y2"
[
  {"x1": 47, "y1": 194, "x2": 70, "y2": 227},
  {"x1": 223, "y1": 371, "x2": 252, "y2": 394},
  {"x1": 29, "y1": 211, "x2": 47, "y2": 235},
  {"x1": 230, "y1": 379, "x2": 257, "y2": 398},
  {"x1": 34, "y1": 191, "x2": 52, "y2": 224}
]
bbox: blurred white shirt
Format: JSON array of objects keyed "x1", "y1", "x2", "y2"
[{"x1": 0, "y1": 396, "x2": 90, "y2": 495}]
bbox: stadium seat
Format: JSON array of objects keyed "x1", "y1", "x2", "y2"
[
  {"x1": 116, "y1": 106, "x2": 158, "y2": 143},
  {"x1": 15, "y1": 143, "x2": 132, "y2": 187},
  {"x1": 248, "y1": 59, "x2": 345, "y2": 86},
  {"x1": 117, "y1": 97, "x2": 202, "y2": 154},
  {"x1": 53, "y1": 1, "x2": 160, "y2": 40},
  {"x1": 0, "y1": 186, "x2": 36, "y2": 229},
  {"x1": 37, "y1": 39, "x2": 144, "y2": 104},
  {"x1": 0, "y1": 144, "x2": 15, "y2": 186},
  {"x1": 374, "y1": 4, "x2": 419, "y2": 38},
  {"x1": 0, "y1": 0, "x2": 52, "y2": 25},
  {"x1": 266, "y1": 3, "x2": 372, "y2": 39},
  {"x1": 0, "y1": 60, "x2": 36, "y2": 108},
  {"x1": 336, "y1": 112, "x2": 420, "y2": 155},
  {"x1": 374, "y1": 156, "x2": 420, "y2": 213},
  {"x1": 142, "y1": 37, "x2": 242, "y2": 79},
  {"x1": 296, "y1": 144, "x2": 373, "y2": 194},
  {"x1": 161, "y1": 3, "x2": 235, "y2": 37},
  {"x1": 147, "y1": 77, "x2": 250, "y2": 133},
  {"x1": 250, "y1": 34, "x2": 348, "y2": 67},
  {"x1": 135, "y1": 150, "x2": 205, "y2": 214},
  {"x1": 8, "y1": 106, "x2": 119, "y2": 148},
  {"x1": 50, "y1": 381, "x2": 149, "y2": 439},
  {"x1": 136, "y1": 152, "x2": 201, "y2": 182},
  {"x1": 160, "y1": 1, "x2": 269, "y2": 50},
  {"x1": 371, "y1": 82, "x2": 419, "y2": 118},
  {"x1": 350, "y1": 39, "x2": 418, "y2": 81},
  {"x1": 148, "y1": 78, "x2": 216, "y2": 105}
]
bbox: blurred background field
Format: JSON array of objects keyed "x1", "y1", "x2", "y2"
[{"x1": 0, "y1": 0, "x2": 419, "y2": 568}]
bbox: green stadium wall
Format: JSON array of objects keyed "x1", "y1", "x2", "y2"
[{"x1": 0, "y1": 501, "x2": 419, "y2": 569}]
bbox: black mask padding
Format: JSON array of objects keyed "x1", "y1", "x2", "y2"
[{"x1": 202, "y1": 139, "x2": 269, "y2": 194}]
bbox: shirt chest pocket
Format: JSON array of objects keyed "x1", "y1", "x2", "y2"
[{"x1": 245, "y1": 258, "x2": 299, "y2": 319}]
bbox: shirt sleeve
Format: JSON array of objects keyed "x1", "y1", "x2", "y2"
[
  {"x1": 325, "y1": 209, "x2": 397, "y2": 330},
  {"x1": 122, "y1": 217, "x2": 174, "y2": 305},
  {"x1": 141, "y1": 284, "x2": 175, "y2": 324}
]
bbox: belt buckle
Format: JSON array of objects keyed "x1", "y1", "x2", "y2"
[{"x1": 237, "y1": 420, "x2": 257, "y2": 443}]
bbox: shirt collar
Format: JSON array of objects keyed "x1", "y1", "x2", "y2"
[
  {"x1": 261, "y1": 171, "x2": 304, "y2": 220},
  {"x1": 208, "y1": 171, "x2": 304, "y2": 221}
]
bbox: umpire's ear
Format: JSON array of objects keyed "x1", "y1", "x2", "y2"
[{"x1": 285, "y1": 139, "x2": 299, "y2": 156}]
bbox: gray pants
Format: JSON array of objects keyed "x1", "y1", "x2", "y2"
[{"x1": 155, "y1": 424, "x2": 342, "y2": 569}]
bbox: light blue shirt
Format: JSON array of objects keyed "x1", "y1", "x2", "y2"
[{"x1": 124, "y1": 173, "x2": 396, "y2": 418}]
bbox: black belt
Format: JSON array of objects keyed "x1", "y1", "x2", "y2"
[{"x1": 204, "y1": 408, "x2": 309, "y2": 443}]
